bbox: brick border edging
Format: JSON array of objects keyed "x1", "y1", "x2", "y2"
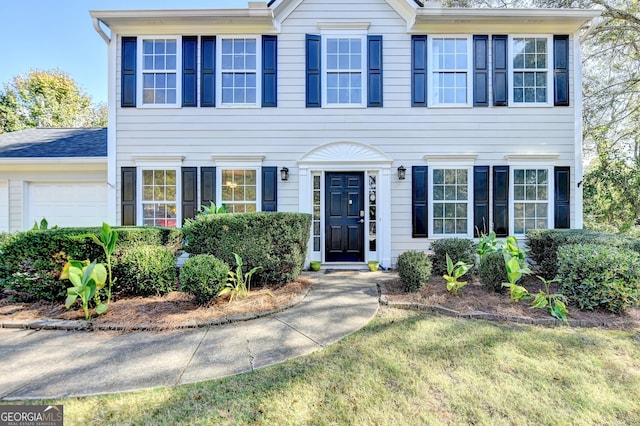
[
  {"x1": 377, "y1": 282, "x2": 637, "y2": 329},
  {"x1": 0, "y1": 285, "x2": 313, "y2": 332}
]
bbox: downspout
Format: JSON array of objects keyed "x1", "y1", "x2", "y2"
[
  {"x1": 92, "y1": 18, "x2": 111, "y2": 44},
  {"x1": 92, "y1": 17, "x2": 118, "y2": 225}
]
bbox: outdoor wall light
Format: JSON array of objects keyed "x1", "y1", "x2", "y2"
[
  {"x1": 280, "y1": 167, "x2": 289, "y2": 181},
  {"x1": 397, "y1": 165, "x2": 406, "y2": 180}
]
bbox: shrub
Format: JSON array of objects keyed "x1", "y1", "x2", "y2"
[
  {"x1": 429, "y1": 238, "x2": 475, "y2": 276},
  {"x1": 556, "y1": 244, "x2": 640, "y2": 314},
  {"x1": 180, "y1": 254, "x2": 230, "y2": 305},
  {"x1": 526, "y1": 229, "x2": 640, "y2": 279},
  {"x1": 0, "y1": 227, "x2": 181, "y2": 301},
  {"x1": 183, "y1": 212, "x2": 311, "y2": 286},
  {"x1": 478, "y1": 250, "x2": 507, "y2": 293},
  {"x1": 113, "y1": 244, "x2": 177, "y2": 297},
  {"x1": 396, "y1": 250, "x2": 432, "y2": 292}
]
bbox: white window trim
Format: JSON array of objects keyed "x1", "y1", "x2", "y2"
[
  {"x1": 509, "y1": 165, "x2": 554, "y2": 237},
  {"x1": 321, "y1": 29, "x2": 368, "y2": 108},
  {"x1": 136, "y1": 163, "x2": 182, "y2": 227},
  {"x1": 428, "y1": 165, "x2": 474, "y2": 238},
  {"x1": 216, "y1": 35, "x2": 262, "y2": 108},
  {"x1": 508, "y1": 35, "x2": 554, "y2": 107},
  {"x1": 137, "y1": 36, "x2": 182, "y2": 108},
  {"x1": 215, "y1": 158, "x2": 263, "y2": 212},
  {"x1": 427, "y1": 35, "x2": 473, "y2": 108}
]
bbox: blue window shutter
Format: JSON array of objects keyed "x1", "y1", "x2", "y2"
[
  {"x1": 474, "y1": 166, "x2": 489, "y2": 237},
  {"x1": 554, "y1": 35, "x2": 570, "y2": 106},
  {"x1": 200, "y1": 167, "x2": 216, "y2": 208},
  {"x1": 121, "y1": 37, "x2": 137, "y2": 108},
  {"x1": 412, "y1": 166, "x2": 428, "y2": 237},
  {"x1": 473, "y1": 35, "x2": 489, "y2": 107},
  {"x1": 200, "y1": 36, "x2": 216, "y2": 107},
  {"x1": 411, "y1": 35, "x2": 428, "y2": 107},
  {"x1": 306, "y1": 34, "x2": 321, "y2": 108},
  {"x1": 367, "y1": 35, "x2": 383, "y2": 107},
  {"x1": 182, "y1": 167, "x2": 198, "y2": 224},
  {"x1": 262, "y1": 35, "x2": 278, "y2": 107},
  {"x1": 121, "y1": 167, "x2": 136, "y2": 226},
  {"x1": 554, "y1": 166, "x2": 570, "y2": 228},
  {"x1": 182, "y1": 36, "x2": 198, "y2": 107},
  {"x1": 493, "y1": 166, "x2": 509, "y2": 237},
  {"x1": 262, "y1": 167, "x2": 278, "y2": 212},
  {"x1": 492, "y1": 35, "x2": 508, "y2": 106}
]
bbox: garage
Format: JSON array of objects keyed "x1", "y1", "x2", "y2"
[{"x1": 25, "y1": 181, "x2": 108, "y2": 229}]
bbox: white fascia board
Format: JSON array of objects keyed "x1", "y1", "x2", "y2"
[
  {"x1": 90, "y1": 8, "x2": 277, "y2": 34},
  {"x1": 411, "y1": 8, "x2": 601, "y2": 34},
  {"x1": 0, "y1": 158, "x2": 107, "y2": 172}
]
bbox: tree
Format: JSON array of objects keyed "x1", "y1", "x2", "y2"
[{"x1": 0, "y1": 69, "x2": 107, "y2": 133}]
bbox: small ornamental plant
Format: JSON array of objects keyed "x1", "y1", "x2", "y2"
[
  {"x1": 530, "y1": 276, "x2": 569, "y2": 324},
  {"x1": 502, "y1": 254, "x2": 532, "y2": 303},
  {"x1": 443, "y1": 253, "x2": 473, "y2": 296}
]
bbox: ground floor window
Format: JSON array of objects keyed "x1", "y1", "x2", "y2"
[
  {"x1": 141, "y1": 169, "x2": 177, "y2": 227},
  {"x1": 513, "y1": 168, "x2": 549, "y2": 234},
  {"x1": 221, "y1": 169, "x2": 257, "y2": 213},
  {"x1": 431, "y1": 167, "x2": 471, "y2": 236}
]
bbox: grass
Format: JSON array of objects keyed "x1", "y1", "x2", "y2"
[{"x1": 7, "y1": 308, "x2": 640, "y2": 425}]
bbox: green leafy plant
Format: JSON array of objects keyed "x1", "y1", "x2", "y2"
[
  {"x1": 396, "y1": 250, "x2": 433, "y2": 292},
  {"x1": 530, "y1": 276, "x2": 569, "y2": 323},
  {"x1": 478, "y1": 250, "x2": 508, "y2": 293},
  {"x1": 61, "y1": 260, "x2": 107, "y2": 320},
  {"x1": 180, "y1": 254, "x2": 230, "y2": 305},
  {"x1": 199, "y1": 202, "x2": 228, "y2": 215},
  {"x1": 502, "y1": 255, "x2": 532, "y2": 303},
  {"x1": 503, "y1": 236, "x2": 527, "y2": 265},
  {"x1": 476, "y1": 230, "x2": 500, "y2": 258},
  {"x1": 443, "y1": 253, "x2": 473, "y2": 296},
  {"x1": 219, "y1": 253, "x2": 262, "y2": 303},
  {"x1": 32, "y1": 218, "x2": 57, "y2": 230},
  {"x1": 75, "y1": 223, "x2": 118, "y2": 305}
]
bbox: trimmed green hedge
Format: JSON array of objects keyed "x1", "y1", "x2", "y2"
[
  {"x1": 397, "y1": 250, "x2": 432, "y2": 292},
  {"x1": 183, "y1": 212, "x2": 311, "y2": 286},
  {"x1": 526, "y1": 229, "x2": 640, "y2": 279},
  {"x1": 429, "y1": 238, "x2": 475, "y2": 277},
  {"x1": 557, "y1": 244, "x2": 640, "y2": 314},
  {"x1": 0, "y1": 227, "x2": 182, "y2": 301},
  {"x1": 180, "y1": 254, "x2": 230, "y2": 305},
  {"x1": 113, "y1": 244, "x2": 177, "y2": 297},
  {"x1": 478, "y1": 250, "x2": 507, "y2": 293}
]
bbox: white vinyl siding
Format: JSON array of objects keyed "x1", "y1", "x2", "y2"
[
  {"x1": 112, "y1": 0, "x2": 580, "y2": 266},
  {"x1": 0, "y1": 180, "x2": 9, "y2": 232}
]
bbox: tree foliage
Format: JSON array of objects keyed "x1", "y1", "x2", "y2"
[{"x1": 0, "y1": 69, "x2": 107, "y2": 133}]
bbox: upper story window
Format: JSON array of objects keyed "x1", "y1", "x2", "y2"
[
  {"x1": 511, "y1": 36, "x2": 553, "y2": 105},
  {"x1": 140, "y1": 38, "x2": 180, "y2": 106},
  {"x1": 219, "y1": 38, "x2": 259, "y2": 106},
  {"x1": 325, "y1": 37, "x2": 365, "y2": 106},
  {"x1": 429, "y1": 37, "x2": 471, "y2": 106}
]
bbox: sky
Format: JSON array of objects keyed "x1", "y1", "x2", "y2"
[{"x1": 0, "y1": 0, "x2": 254, "y2": 105}]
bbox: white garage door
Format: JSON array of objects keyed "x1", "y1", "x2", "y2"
[
  {"x1": 0, "y1": 180, "x2": 8, "y2": 233},
  {"x1": 26, "y1": 182, "x2": 108, "y2": 229}
]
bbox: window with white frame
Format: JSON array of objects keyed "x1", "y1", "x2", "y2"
[
  {"x1": 513, "y1": 168, "x2": 550, "y2": 234},
  {"x1": 141, "y1": 169, "x2": 178, "y2": 227},
  {"x1": 431, "y1": 168, "x2": 471, "y2": 236},
  {"x1": 430, "y1": 37, "x2": 471, "y2": 106},
  {"x1": 141, "y1": 38, "x2": 178, "y2": 105},
  {"x1": 511, "y1": 36, "x2": 552, "y2": 104},
  {"x1": 221, "y1": 169, "x2": 258, "y2": 212},
  {"x1": 325, "y1": 36, "x2": 365, "y2": 106},
  {"x1": 220, "y1": 37, "x2": 258, "y2": 106}
]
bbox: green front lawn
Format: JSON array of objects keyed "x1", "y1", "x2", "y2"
[{"x1": 14, "y1": 309, "x2": 640, "y2": 425}]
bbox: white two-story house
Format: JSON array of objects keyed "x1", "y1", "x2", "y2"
[{"x1": 89, "y1": 0, "x2": 600, "y2": 268}]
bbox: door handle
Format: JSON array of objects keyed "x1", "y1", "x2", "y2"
[{"x1": 358, "y1": 219, "x2": 364, "y2": 224}]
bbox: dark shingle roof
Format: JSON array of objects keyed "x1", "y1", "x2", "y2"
[{"x1": 0, "y1": 128, "x2": 107, "y2": 158}]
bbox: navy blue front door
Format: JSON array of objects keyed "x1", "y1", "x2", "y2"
[{"x1": 325, "y1": 172, "x2": 365, "y2": 262}]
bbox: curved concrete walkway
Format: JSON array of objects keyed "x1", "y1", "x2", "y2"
[{"x1": 0, "y1": 271, "x2": 382, "y2": 401}]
